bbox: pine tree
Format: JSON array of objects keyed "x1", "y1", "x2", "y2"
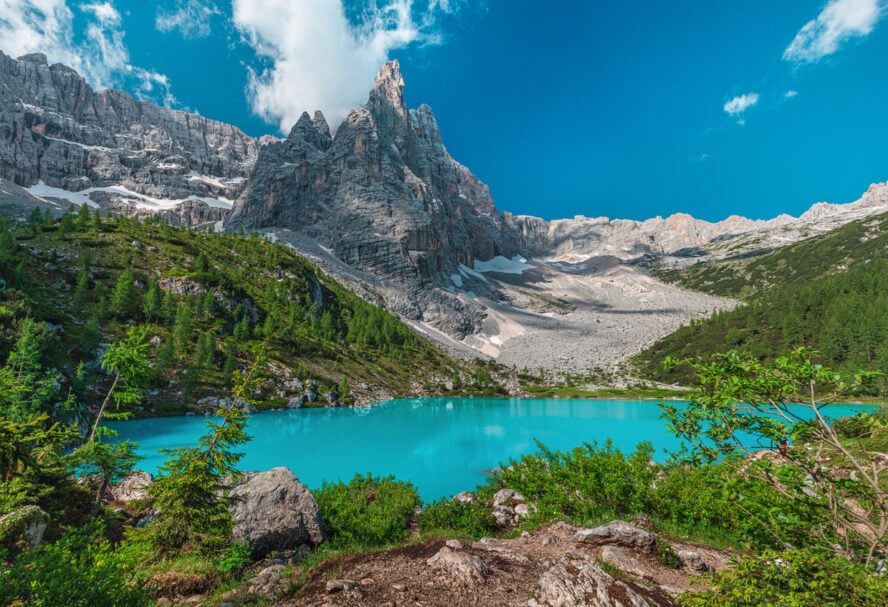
[
  {"x1": 173, "y1": 303, "x2": 195, "y2": 357},
  {"x1": 141, "y1": 278, "x2": 162, "y2": 321},
  {"x1": 109, "y1": 270, "x2": 138, "y2": 318},
  {"x1": 76, "y1": 202, "x2": 92, "y2": 228},
  {"x1": 145, "y1": 350, "x2": 263, "y2": 553}
]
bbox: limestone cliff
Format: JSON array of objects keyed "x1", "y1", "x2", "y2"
[
  {"x1": 226, "y1": 61, "x2": 522, "y2": 334},
  {"x1": 0, "y1": 50, "x2": 258, "y2": 221}
]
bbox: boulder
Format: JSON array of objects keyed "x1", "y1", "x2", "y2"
[
  {"x1": 528, "y1": 558, "x2": 665, "y2": 607},
  {"x1": 426, "y1": 546, "x2": 489, "y2": 586},
  {"x1": 572, "y1": 520, "x2": 656, "y2": 554},
  {"x1": 286, "y1": 396, "x2": 304, "y2": 409},
  {"x1": 599, "y1": 545, "x2": 654, "y2": 581},
  {"x1": 0, "y1": 505, "x2": 49, "y2": 550},
  {"x1": 492, "y1": 488, "x2": 525, "y2": 506},
  {"x1": 111, "y1": 470, "x2": 154, "y2": 502},
  {"x1": 452, "y1": 491, "x2": 475, "y2": 503},
  {"x1": 229, "y1": 467, "x2": 325, "y2": 558}
]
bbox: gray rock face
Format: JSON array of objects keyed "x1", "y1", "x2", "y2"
[
  {"x1": 573, "y1": 520, "x2": 656, "y2": 554},
  {"x1": 529, "y1": 557, "x2": 666, "y2": 607},
  {"x1": 226, "y1": 60, "x2": 522, "y2": 336},
  {"x1": 111, "y1": 470, "x2": 153, "y2": 502},
  {"x1": 0, "y1": 51, "x2": 258, "y2": 218},
  {"x1": 228, "y1": 467, "x2": 325, "y2": 558},
  {"x1": 0, "y1": 505, "x2": 49, "y2": 550}
]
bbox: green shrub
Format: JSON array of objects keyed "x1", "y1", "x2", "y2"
[
  {"x1": 216, "y1": 535, "x2": 252, "y2": 574},
  {"x1": 677, "y1": 548, "x2": 888, "y2": 607},
  {"x1": 489, "y1": 440, "x2": 656, "y2": 524},
  {"x1": 316, "y1": 474, "x2": 421, "y2": 548},
  {"x1": 0, "y1": 521, "x2": 150, "y2": 607},
  {"x1": 652, "y1": 463, "x2": 730, "y2": 528},
  {"x1": 419, "y1": 498, "x2": 497, "y2": 539}
]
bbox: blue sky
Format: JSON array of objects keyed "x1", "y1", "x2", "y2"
[{"x1": 0, "y1": 0, "x2": 886, "y2": 222}]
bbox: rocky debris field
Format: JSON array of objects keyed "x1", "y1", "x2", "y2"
[{"x1": 263, "y1": 521, "x2": 730, "y2": 607}]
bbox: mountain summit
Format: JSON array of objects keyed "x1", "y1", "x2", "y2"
[{"x1": 226, "y1": 60, "x2": 523, "y2": 335}]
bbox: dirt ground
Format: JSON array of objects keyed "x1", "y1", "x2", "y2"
[{"x1": 276, "y1": 522, "x2": 733, "y2": 607}]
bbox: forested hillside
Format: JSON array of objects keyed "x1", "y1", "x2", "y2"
[
  {"x1": 0, "y1": 205, "x2": 480, "y2": 421},
  {"x1": 635, "y1": 211, "x2": 888, "y2": 390}
]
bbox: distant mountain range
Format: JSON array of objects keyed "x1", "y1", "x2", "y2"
[{"x1": 1, "y1": 50, "x2": 885, "y2": 368}]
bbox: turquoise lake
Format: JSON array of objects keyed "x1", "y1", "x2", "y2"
[{"x1": 107, "y1": 397, "x2": 875, "y2": 501}]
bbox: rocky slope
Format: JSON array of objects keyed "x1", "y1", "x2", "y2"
[
  {"x1": 2, "y1": 50, "x2": 885, "y2": 371},
  {"x1": 0, "y1": 50, "x2": 259, "y2": 226}
]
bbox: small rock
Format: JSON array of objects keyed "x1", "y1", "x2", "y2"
[
  {"x1": 677, "y1": 549, "x2": 710, "y2": 572},
  {"x1": 326, "y1": 579, "x2": 357, "y2": 593},
  {"x1": 426, "y1": 546, "x2": 489, "y2": 586},
  {"x1": 492, "y1": 505, "x2": 514, "y2": 528},
  {"x1": 445, "y1": 539, "x2": 463, "y2": 550},
  {"x1": 452, "y1": 491, "x2": 474, "y2": 503},
  {"x1": 392, "y1": 583, "x2": 407, "y2": 592},
  {"x1": 287, "y1": 396, "x2": 304, "y2": 409}
]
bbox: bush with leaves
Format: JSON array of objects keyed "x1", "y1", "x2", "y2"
[
  {"x1": 316, "y1": 473, "x2": 421, "y2": 548},
  {"x1": 677, "y1": 548, "x2": 888, "y2": 607},
  {"x1": 661, "y1": 348, "x2": 887, "y2": 563},
  {"x1": 419, "y1": 497, "x2": 497, "y2": 539},
  {"x1": 488, "y1": 440, "x2": 657, "y2": 524},
  {"x1": 0, "y1": 521, "x2": 151, "y2": 607}
]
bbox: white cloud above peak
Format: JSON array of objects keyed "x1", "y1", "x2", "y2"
[
  {"x1": 723, "y1": 92, "x2": 760, "y2": 117},
  {"x1": 156, "y1": 0, "x2": 221, "y2": 39},
  {"x1": 0, "y1": 0, "x2": 175, "y2": 105},
  {"x1": 232, "y1": 0, "x2": 463, "y2": 134},
  {"x1": 783, "y1": 0, "x2": 885, "y2": 64}
]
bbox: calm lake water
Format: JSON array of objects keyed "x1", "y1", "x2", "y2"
[{"x1": 107, "y1": 397, "x2": 875, "y2": 501}]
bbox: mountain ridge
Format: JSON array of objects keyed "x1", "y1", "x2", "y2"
[{"x1": 1, "y1": 50, "x2": 886, "y2": 369}]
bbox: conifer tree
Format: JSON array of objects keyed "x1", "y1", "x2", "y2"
[
  {"x1": 146, "y1": 348, "x2": 264, "y2": 553},
  {"x1": 109, "y1": 269, "x2": 138, "y2": 318}
]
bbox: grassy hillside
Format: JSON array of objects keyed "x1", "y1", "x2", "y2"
[
  {"x1": 0, "y1": 206, "x2": 488, "y2": 418},
  {"x1": 654, "y1": 211, "x2": 888, "y2": 298},
  {"x1": 635, "y1": 211, "x2": 888, "y2": 390}
]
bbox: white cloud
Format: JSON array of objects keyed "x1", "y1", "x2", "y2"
[
  {"x1": 723, "y1": 92, "x2": 760, "y2": 117},
  {"x1": 783, "y1": 0, "x2": 885, "y2": 64},
  {"x1": 0, "y1": 0, "x2": 176, "y2": 106},
  {"x1": 156, "y1": 0, "x2": 221, "y2": 38},
  {"x1": 785, "y1": 90, "x2": 799, "y2": 98},
  {"x1": 232, "y1": 0, "x2": 460, "y2": 134}
]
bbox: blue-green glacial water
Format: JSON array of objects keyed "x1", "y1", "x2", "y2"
[{"x1": 107, "y1": 397, "x2": 875, "y2": 501}]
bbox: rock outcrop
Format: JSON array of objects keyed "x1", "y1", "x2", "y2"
[
  {"x1": 0, "y1": 51, "x2": 258, "y2": 221},
  {"x1": 111, "y1": 470, "x2": 154, "y2": 502},
  {"x1": 228, "y1": 467, "x2": 324, "y2": 558},
  {"x1": 225, "y1": 60, "x2": 522, "y2": 336}
]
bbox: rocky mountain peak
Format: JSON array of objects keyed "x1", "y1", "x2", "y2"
[
  {"x1": 17, "y1": 52, "x2": 48, "y2": 65},
  {"x1": 287, "y1": 111, "x2": 331, "y2": 153},
  {"x1": 312, "y1": 110, "x2": 332, "y2": 142},
  {"x1": 373, "y1": 60, "x2": 405, "y2": 99}
]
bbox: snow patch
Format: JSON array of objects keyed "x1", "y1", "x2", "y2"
[
  {"x1": 42, "y1": 136, "x2": 116, "y2": 152},
  {"x1": 450, "y1": 273, "x2": 463, "y2": 288},
  {"x1": 458, "y1": 264, "x2": 488, "y2": 283},
  {"x1": 26, "y1": 181, "x2": 233, "y2": 211},
  {"x1": 472, "y1": 255, "x2": 533, "y2": 274}
]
